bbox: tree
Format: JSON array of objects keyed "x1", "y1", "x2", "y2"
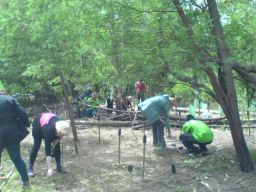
[{"x1": 172, "y1": 0, "x2": 254, "y2": 172}]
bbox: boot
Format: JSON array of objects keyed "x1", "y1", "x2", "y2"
[
  {"x1": 56, "y1": 163, "x2": 62, "y2": 173},
  {"x1": 56, "y1": 162, "x2": 67, "y2": 173},
  {"x1": 28, "y1": 164, "x2": 35, "y2": 177}
]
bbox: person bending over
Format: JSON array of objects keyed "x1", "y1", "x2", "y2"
[
  {"x1": 138, "y1": 94, "x2": 171, "y2": 147},
  {"x1": 28, "y1": 112, "x2": 70, "y2": 177}
]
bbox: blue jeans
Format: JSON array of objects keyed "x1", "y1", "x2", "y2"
[{"x1": 4, "y1": 144, "x2": 29, "y2": 182}]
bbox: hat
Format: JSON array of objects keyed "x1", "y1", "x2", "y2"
[
  {"x1": 0, "y1": 81, "x2": 5, "y2": 91},
  {"x1": 55, "y1": 120, "x2": 71, "y2": 137}
]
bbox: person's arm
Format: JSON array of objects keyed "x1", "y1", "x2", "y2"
[
  {"x1": 14, "y1": 100, "x2": 30, "y2": 127},
  {"x1": 45, "y1": 140, "x2": 53, "y2": 177},
  {"x1": 44, "y1": 127, "x2": 56, "y2": 177},
  {"x1": 163, "y1": 101, "x2": 171, "y2": 137}
]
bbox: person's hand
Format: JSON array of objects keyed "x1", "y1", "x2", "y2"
[
  {"x1": 47, "y1": 168, "x2": 53, "y2": 178},
  {"x1": 52, "y1": 139, "x2": 60, "y2": 147},
  {"x1": 167, "y1": 129, "x2": 171, "y2": 138}
]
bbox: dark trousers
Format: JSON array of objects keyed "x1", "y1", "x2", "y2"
[
  {"x1": 137, "y1": 92, "x2": 145, "y2": 103},
  {"x1": 152, "y1": 119, "x2": 166, "y2": 147},
  {"x1": 179, "y1": 134, "x2": 211, "y2": 153},
  {"x1": 29, "y1": 137, "x2": 61, "y2": 166},
  {"x1": 1, "y1": 144, "x2": 29, "y2": 182}
]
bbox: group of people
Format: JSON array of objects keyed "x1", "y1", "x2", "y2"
[
  {"x1": 138, "y1": 94, "x2": 213, "y2": 156},
  {"x1": 0, "y1": 80, "x2": 214, "y2": 189},
  {"x1": 0, "y1": 82, "x2": 70, "y2": 188}
]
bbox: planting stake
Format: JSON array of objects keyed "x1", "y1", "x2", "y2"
[
  {"x1": 128, "y1": 165, "x2": 133, "y2": 191},
  {"x1": 98, "y1": 114, "x2": 101, "y2": 144},
  {"x1": 118, "y1": 128, "x2": 121, "y2": 165},
  {"x1": 142, "y1": 135, "x2": 146, "y2": 179}
]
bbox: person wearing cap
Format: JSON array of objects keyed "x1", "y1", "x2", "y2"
[
  {"x1": 179, "y1": 114, "x2": 213, "y2": 156},
  {"x1": 138, "y1": 94, "x2": 171, "y2": 147},
  {"x1": 0, "y1": 81, "x2": 30, "y2": 187},
  {"x1": 28, "y1": 112, "x2": 70, "y2": 177}
]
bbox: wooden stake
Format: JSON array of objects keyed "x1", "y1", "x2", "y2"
[
  {"x1": 142, "y1": 135, "x2": 146, "y2": 179},
  {"x1": 118, "y1": 128, "x2": 121, "y2": 165},
  {"x1": 98, "y1": 114, "x2": 101, "y2": 144}
]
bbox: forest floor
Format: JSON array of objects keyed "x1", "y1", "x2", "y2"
[{"x1": 1, "y1": 117, "x2": 256, "y2": 192}]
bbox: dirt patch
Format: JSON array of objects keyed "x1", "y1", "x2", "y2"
[{"x1": 2, "y1": 120, "x2": 256, "y2": 192}]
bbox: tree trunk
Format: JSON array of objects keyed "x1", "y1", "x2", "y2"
[
  {"x1": 207, "y1": 0, "x2": 254, "y2": 172},
  {"x1": 59, "y1": 71, "x2": 78, "y2": 154}
]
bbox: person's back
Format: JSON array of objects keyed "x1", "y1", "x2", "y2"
[
  {"x1": 138, "y1": 95, "x2": 170, "y2": 125},
  {"x1": 0, "y1": 94, "x2": 30, "y2": 147},
  {"x1": 135, "y1": 80, "x2": 146, "y2": 94},
  {"x1": 138, "y1": 94, "x2": 171, "y2": 146},
  {"x1": 183, "y1": 120, "x2": 213, "y2": 143},
  {"x1": 0, "y1": 82, "x2": 30, "y2": 187},
  {"x1": 180, "y1": 114, "x2": 214, "y2": 156}
]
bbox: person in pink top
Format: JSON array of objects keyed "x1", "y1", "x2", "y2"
[
  {"x1": 28, "y1": 112, "x2": 70, "y2": 178},
  {"x1": 135, "y1": 79, "x2": 147, "y2": 103}
]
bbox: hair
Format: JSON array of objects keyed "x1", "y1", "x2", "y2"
[
  {"x1": 55, "y1": 120, "x2": 71, "y2": 137},
  {"x1": 186, "y1": 114, "x2": 195, "y2": 121}
]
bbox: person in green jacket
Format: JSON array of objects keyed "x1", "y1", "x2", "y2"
[
  {"x1": 82, "y1": 91, "x2": 100, "y2": 118},
  {"x1": 138, "y1": 94, "x2": 171, "y2": 147},
  {"x1": 179, "y1": 114, "x2": 213, "y2": 156}
]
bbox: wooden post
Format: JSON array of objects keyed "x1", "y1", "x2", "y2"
[
  {"x1": 142, "y1": 135, "x2": 146, "y2": 179},
  {"x1": 98, "y1": 114, "x2": 101, "y2": 144},
  {"x1": 128, "y1": 165, "x2": 133, "y2": 191},
  {"x1": 118, "y1": 128, "x2": 121, "y2": 165}
]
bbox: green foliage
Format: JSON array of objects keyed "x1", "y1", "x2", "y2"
[{"x1": 0, "y1": 0, "x2": 254, "y2": 107}]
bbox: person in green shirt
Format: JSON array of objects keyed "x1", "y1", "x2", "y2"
[
  {"x1": 179, "y1": 114, "x2": 213, "y2": 156},
  {"x1": 83, "y1": 91, "x2": 99, "y2": 118}
]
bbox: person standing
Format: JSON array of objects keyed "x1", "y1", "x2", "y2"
[
  {"x1": 135, "y1": 79, "x2": 147, "y2": 103},
  {"x1": 28, "y1": 112, "x2": 70, "y2": 177},
  {"x1": 179, "y1": 114, "x2": 213, "y2": 156},
  {"x1": 0, "y1": 81, "x2": 30, "y2": 187},
  {"x1": 83, "y1": 91, "x2": 100, "y2": 118},
  {"x1": 106, "y1": 95, "x2": 113, "y2": 113},
  {"x1": 138, "y1": 94, "x2": 171, "y2": 147}
]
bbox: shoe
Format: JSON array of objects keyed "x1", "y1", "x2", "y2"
[
  {"x1": 28, "y1": 170, "x2": 35, "y2": 177},
  {"x1": 188, "y1": 153, "x2": 194, "y2": 157},
  {"x1": 23, "y1": 181, "x2": 29, "y2": 188},
  {"x1": 28, "y1": 166, "x2": 35, "y2": 177},
  {"x1": 188, "y1": 148, "x2": 201, "y2": 157},
  {"x1": 56, "y1": 165, "x2": 67, "y2": 173},
  {"x1": 201, "y1": 150, "x2": 209, "y2": 156}
]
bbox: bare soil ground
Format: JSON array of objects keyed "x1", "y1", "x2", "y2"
[{"x1": 2, "y1": 119, "x2": 256, "y2": 192}]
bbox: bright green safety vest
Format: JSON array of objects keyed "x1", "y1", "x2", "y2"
[{"x1": 182, "y1": 120, "x2": 213, "y2": 143}]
